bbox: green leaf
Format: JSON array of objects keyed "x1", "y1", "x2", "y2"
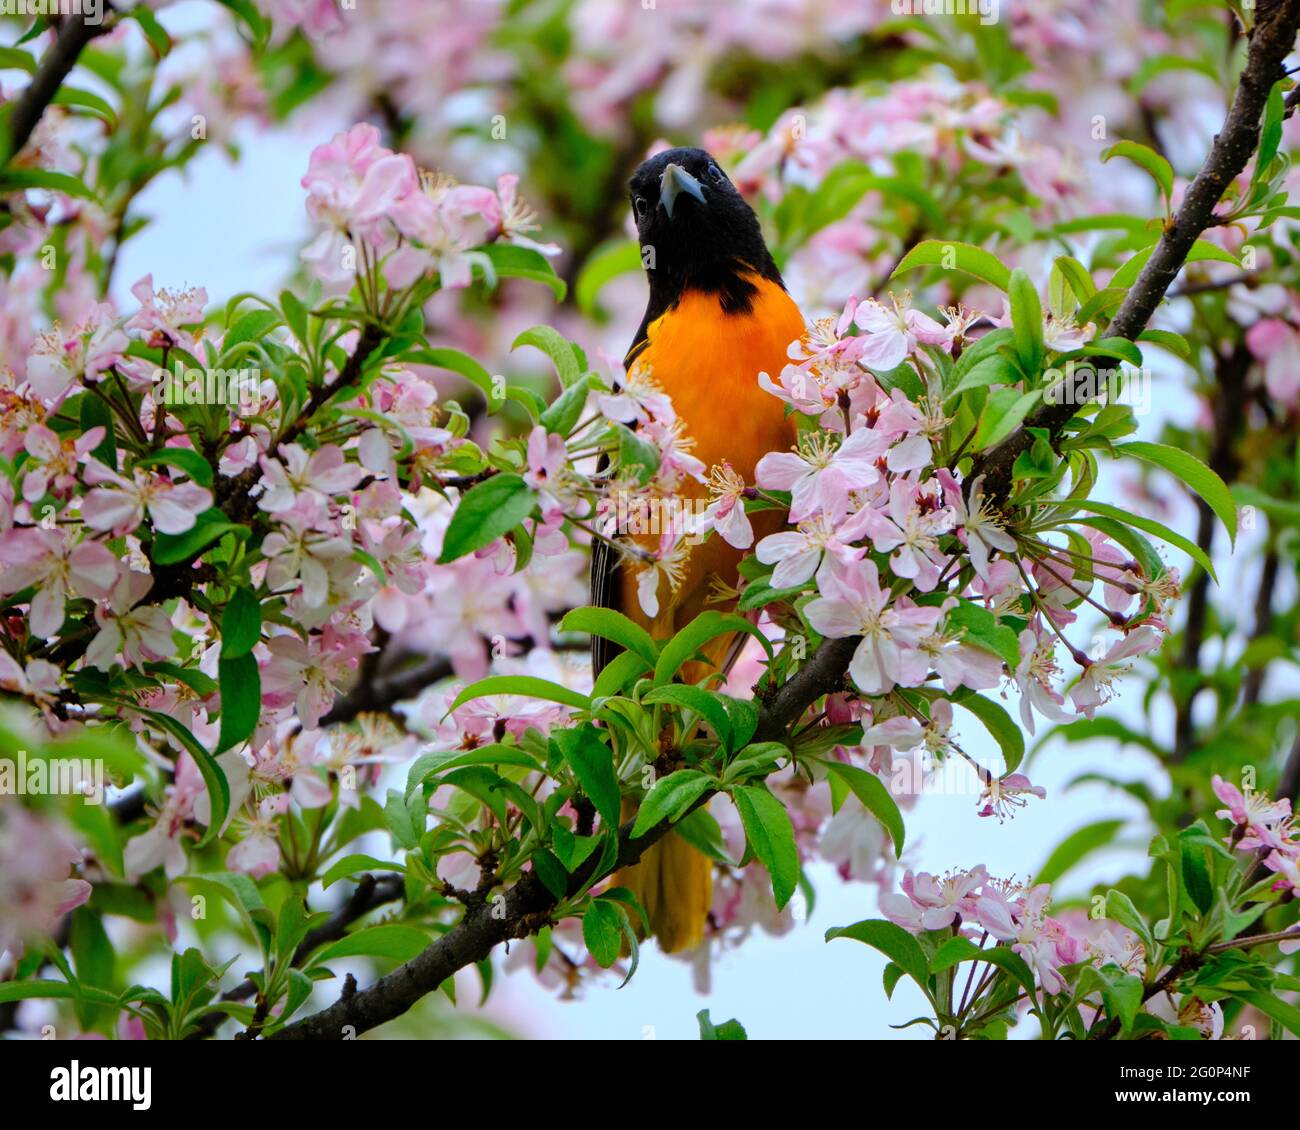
[
  {"x1": 1095, "y1": 966, "x2": 1145, "y2": 1034},
  {"x1": 945, "y1": 600, "x2": 1020, "y2": 668},
  {"x1": 447, "y1": 674, "x2": 590, "y2": 714},
  {"x1": 1008, "y1": 268, "x2": 1045, "y2": 374},
  {"x1": 312, "y1": 925, "x2": 429, "y2": 964},
  {"x1": 559, "y1": 606, "x2": 658, "y2": 666},
  {"x1": 1101, "y1": 141, "x2": 1174, "y2": 206},
  {"x1": 79, "y1": 392, "x2": 117, "y2": 470},
  {"x1": 406, "y1": 347, "x2": 503, "y2": 411},
  {"x1": 614, "y1": 422, "x2": 660, "y2": 484},
  {"x1": 539, "y1": 374, "x2": 592, "y2": 435},
  {"x1": 0, "y1": 168, "x2": 97, "y2": 200},
  {"x1": 697, "y1": 1008, "x2": 748, "y2": 1040},
  {"x1": 384, "y1": 788, "x2": 424, "y2": 850},
  {"x1": 582, "y1": 900, "x2": 624, "y2": 968},
  {"x1": 823, "y1": 761, "x2": 904, "y2": 857},
  {"x1": 52, "y1": 86, "x2": 117, "y2": 127},
  {"x1": 575, "y1": 239, "x2": 642, "y2": 316},
  {"x1": 892, "y1": 239, "x2": 1012, "y2": 291},
  {"x1": 929, "y1": 934, "x2": 985, "y2": 973},
  {"x1": 952, "y1": 691, "x2": 1025, "y2": 773},
  {"x1": 653, "y1": 611, "x2": 772, "y2": 686},
  {"x1": 1105, "y1": 889, "x2": 1154, "y2": 955},
  {"x1": 437, "y1": 474, "x2": 539, "y2": 563},
  {"x1": 643, "y1": 685, "x2": 732, "y2": 749},
  {"x1": 511, "y1": 324, "x2": 582, "y2": 387},
  {"x1": 223, "y1": 308, "x2": 280, "y2": 355},
  {"x1": 0, "y1": 980, "x2": 120, "y2": 1007},
  {"x1": 220, "y1": 586, "x2": 262, "y2": 658},
  {"x1": 631, "y1": 770, "x2": 713, "y2": 837},
  {"x1": 825, "y1": 919, "x2": 930, "y2": 989},
  {"x1": 481, "y1": 243, "x2": 566, "y2": 302},
  {"x1": 1064, "y1": 500, "x2": 1216, "y2": 580},
  {"x1": 127, "y1": 6, "x2": 172, "y2": 56},
  {"x1": 133, "y1": 449, "x2": 214, "y2": 489},
  {"x1": 552, "y1": 725, "x2": 621, "y2": 830},
  {"x1": 0, "y1": 46, "x2": 37, "y2": 73},
  {"x1": 974, "y1": 387, "x2": 1042, "y2": 452},
  {"x1": 406, "y1": 744, "x2": 543, "y2": 790},
  {"x1": 1237, "y1": 990, "x2": 1300, "y2": 1038},
  {"x1": 674, "y1": 807, "x2": 736, "y2": 866},
  {"x1": 151, "y1": 508, "x2": 250, "y2": 566},
  {"x1": 1036, "y1": 819, "x2": 1125, "y2": 886},
  {"x1": 320, "y1": 854, "x2": 405, "y2": 889},
  {"x1": 1109, "y1": 239, "x2": 1238, "y2": 292},
  {"x1": 592, "y1": 649, "x2": 651, "y2": 699},
  {"x1": 1053, "y1": 255, "x2": 1097, "y2": 303},
  {"x1": 732, "y1": 785, "x2": 799, "y2": 910},
  {"x1": 1180, "y1": 835, "x2": 1213, "y2": 914},
  {"x1": 1115, "y1": 442, "x2": 1237, "y2": 546},
  {"x1": 70, "y1": 907, "x2": 115, "y2": 1012},
  {"x1": 1138, "y1": 328, "x2": 1192, "y2": 361},
  {"x1": 216, "y1": 653, "x2": 260, "y2": 754},
  {"x1": 129, "y1": 707, "x2": 228, "y2": 845}
]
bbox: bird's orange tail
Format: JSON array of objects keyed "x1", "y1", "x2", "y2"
[{"x1": 615, "y1": 825, "x2": 713, "y2": 953}]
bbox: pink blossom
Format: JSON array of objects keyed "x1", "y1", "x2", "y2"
[
  {"x1": 1245, "y1": 318, "x2": 1300, "y2": 407},
  {"x1": 21, "y1": 423, "x2": 104, "y2": 502},
  {"x1": 936, "y1": 470, "x2": 1016, "y2": 580},
  {"x1": 880, "y1": 865, "x2": 989, "y2": 932},
  {"x1": 86, "y1": 571, "x2": 176, "y2": 670},
  {"x1": 82, "y1": 464, "x2": 213, "y2": 536},
  {"x1": 228, "y1": 795, "x2": 291, "y2": 878},
  {"x1": 1014, "y1": 627, "x2": 1071, "y2": 734},
  {"x1": 0, "y1": 528, "x2": 119, "y2": 638},
  {"x1": 852, "y1": 294, "x2": 950, "y2": 372},
  {"x1": 978, "y1": 772, "x2": 1047, "y2": 821},
  {"x1": 839, "y1": 475, "x2": 954, "y2": 591},
  {"x1": 804, "y1": 561, "x2": 942, "y2": 694},
  {"x1": 256, "y1": 443, "x2": 365, "y2": 515},
  {"x1": 1068, "y1": 627, "x2": 1161, "y2": 718},
  {"x1": 126, "y1": 275, "x2": 207, "y2": 351},
  {"x1": 756, "y1": 428, "x2": 881, "y2": 523},
  {"x1": 0, "y1": 806, "x2": 91, "y2": 957},
  {"x1": 25, "y1": 304, "x2": 128, "y2": 402},
  {"x1": 755, "y1": 514, "x2": 864, "y2": 589}
]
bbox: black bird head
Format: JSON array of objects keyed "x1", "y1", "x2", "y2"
[{"x1": 627, "y1": 147, "x2": 783, "y2": 320}]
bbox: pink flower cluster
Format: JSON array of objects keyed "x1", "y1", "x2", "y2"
[
  {"x1": 883, "y1": 865, "x2": 1111, "y2": 996},
  {"x1": 1214, "y1": 775, "x2": 1300, "y2": 909},
  {"x1": 300, "y1": 123, "x2": 555, "y2": 291}
]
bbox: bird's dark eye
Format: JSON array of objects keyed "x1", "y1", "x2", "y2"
[
  {"x1": 707, "y1": 163, "x2": 726, "y2": 183},
  {"x1": 633, "y1": 195, "x2": 648, "y2": 220}
]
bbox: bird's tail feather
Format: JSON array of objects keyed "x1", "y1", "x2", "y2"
[{"x1": 616, "y1": 825, "x2": 713, "y2": 954}]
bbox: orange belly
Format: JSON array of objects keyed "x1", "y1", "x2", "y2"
[{"x1": 623, "y1": 275, "x2": 805, "y2": 641}]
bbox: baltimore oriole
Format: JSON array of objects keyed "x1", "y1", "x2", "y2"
[{"x1": 592, "y1": 148, "x2": 804, "y2": 951}]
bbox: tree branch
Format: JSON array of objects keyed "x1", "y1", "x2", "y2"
[
  {"x1": 319, "y1": 654, "x2": 453, "y2": 726},
  {"x1": 2, "y1": 10, "x2": 116, "y2": 163},
  {"x1": 972, "y1": 0, "x2": 1300, "y2": 501}
]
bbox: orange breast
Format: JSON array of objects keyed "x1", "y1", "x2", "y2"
[{"x1": 624, "y1": 275, "x2": 804, "y2": 639}]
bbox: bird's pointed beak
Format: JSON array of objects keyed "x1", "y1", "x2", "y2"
[{"x1": 659, "y1": 163, "x2": 707, "y2": 220}]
